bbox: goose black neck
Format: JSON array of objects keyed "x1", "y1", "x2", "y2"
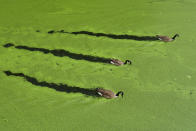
[
  {"x1": 116, "y1": 91, "x2": 124, "y2": 98},
  {"x1": 124, "y1": 60, "x2": 131, "y2": 64},
  {"x1": 172, "y1": 34, "x2": 179, "y2": 40}
]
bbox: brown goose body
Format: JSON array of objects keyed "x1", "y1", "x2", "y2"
[
  {"x1": 110, "y1": 59, "x2": 131, "y2": 66},
  {"x1": 96, "y1": 88, "x2": 124, "y2": 99},
  {"x1": 156, "y1": 34, "x2": 179, "y2": 42},
  {"x1": 157, "y1": 35, "x2": 173, "y2": 42}
]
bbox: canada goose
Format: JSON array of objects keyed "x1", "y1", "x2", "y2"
[
  {"x1": 96, "y1": 88, "x2": 124, "y2": 99},
  {"x1": 156, "y1": 34, "x2": 179, "y2": 42},
  {"x1": 110, "y1": 59, "x2": 131, "y2": 66}
]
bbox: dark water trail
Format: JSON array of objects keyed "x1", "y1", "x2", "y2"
[
  {"x1": 3, "y1": 43, "x2": 111, "y2": 64},
  {"x1": 47, "y1": 30, "x2": 159, "y2": 41},
  {"x1": 3, "y1": 71, "x2": 100, "y2": 97}
]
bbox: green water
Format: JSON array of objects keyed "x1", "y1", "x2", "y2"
[{"x1": 0, "y1": 0, "x2": 196, "y2": 130}]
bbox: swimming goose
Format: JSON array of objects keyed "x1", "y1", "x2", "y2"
[
  {"x1": 156, "y1": 34, "x2": 179, "y2": 42},
  {"x1": 96, "y1": 88, "x2": 124, "y2": 99},
  {"x1": 110, "y1": 59, "x2": 131, "y2": 66}
]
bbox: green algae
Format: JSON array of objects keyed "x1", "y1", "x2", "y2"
[{"x1": 0, "y1": 0, "x2": 196, "y2": 130}]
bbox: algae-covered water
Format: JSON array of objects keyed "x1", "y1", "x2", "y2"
[{"x1": 0, "y1": 0, "x2": 196, "y2": 130}]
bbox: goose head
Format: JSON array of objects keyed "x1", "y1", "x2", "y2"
[{"x1": 115, "y1": 91, "x2": 124, "y2": 98}]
